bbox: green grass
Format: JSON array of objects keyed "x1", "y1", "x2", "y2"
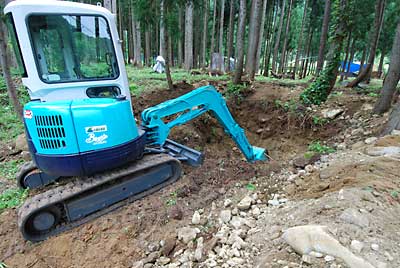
[
  {"x1": 126, "y1": 67, "x2": 230, "y2": 96},
  {"x1": 0, "y1": 188, "x2": 28, "y2": 213},
  {"x1": 0, "y1": 77, "x2": 26, "y2": 143},
  {"x1": 0, "y1": 159, "x2": 23, "y2": 180},
  {"x1": 308, "y1": 141, "x2": 335, "y2": 154}
]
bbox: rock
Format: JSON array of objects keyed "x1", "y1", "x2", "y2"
[
  {"x1": 337, "y1": 143, "x2": 347, "y2": 150},
  {"x1": 371, "y1": 243, "x2": 379, "y2": 251},
  {"x1": 293, "y1": 153, "x2": 321, "y2": 168},
  {"x1": 384, "y1": 251, "x2": 394, "y2": 261},
  {"x1": 224, "y1": 199, "x2": 233, "y2": 207},
  {"x1": 302, "y1": 254, "x2": 314, "y2": 264},
  {"x1": 309, "y1": 251, "x2": 323, "y2": 258},
  {"x1": 143, "y1": 264, "x2": 152, "y2": 268},
  {"x1": 142, "y1": 251, "x2": 160, "y2": 264},
  {"x1": 194, "y1": 237, "x2": 204, "y2": 261},
  {"x1": 148, "y1": 242, "x2": 160, "y2": 252},
  {"x1": 282, "y1": 225, "x2": 375, "y2": 268},
  {"x1": 237, "y1": 196, "x2": 252, "y2": 211},
  {"x1": 364, "y1": 137, "x2": 378, "y2": 144},
  {"x1": 158, "y1": 257, "x2": 171, "y2": 265},
  {"x1": 192, "y1": 211, "x2": 201, "y2": 225},
  {"x1": 252, "y1": 206, "x2": 261, "y2": 217},
  {"x1": 220, "y1": 210, "x2": 232, "y2": 223},
  {"x1": 366, "y1": 146, "x2": 400, "y2": 157},
  {"x1": 169, "y1": 206, "x2": 183, "y2": 220},
  {"x1": 391, "y1": 130, "x2": 400, "y2": 136},
  {"x1": 322, "y1": 108, "x2": 344, "y2": 119},
  {"x1": 132, "y1": 261, "x2": 144, "y2": 268},
  {"x1": 226, "y1": 257, "x2": 245, "y2": 266},
  {"x1": 319, "y1": 167, "x2": 337, "y2": 180},
  {"x1": 325, "y1": 255, "x2": 335, "y2": 262},
  {"x1": 20, "y1": 151, "x2": 31, "y2": 161},
  {"x1": 305, "y1": 165, "x2": 314, "y2": 173},
  {"x1": 267, "y1": 199, "x2": 280, "y2": 206},
  {"x1": 350, "y1": 240, "x2": 364, "y2": 253},
  {"x1": 177, "y1": 227, "x2": 200, "y2": 244},
  {"x1": 15, "y1": 134, "x2": 28, "y2": 151},
  {"x1": 256, "y1": 128, "x2": 263, "y2": 134},
  {"x1": 339, "y1": 208, "x2": 369, "y2": 228},
  {"x1": 161, "y1": 236, "x2": 176, "y2": 256}
]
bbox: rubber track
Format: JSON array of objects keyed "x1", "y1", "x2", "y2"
[{"x1": 18, "y1": 154, "x2": 181, "y2": 242}]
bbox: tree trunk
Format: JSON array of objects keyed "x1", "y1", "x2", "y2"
[
  {"x1": 217, "y1": 0, "x2": 225, "y2": 71},
  {"x1": 272, "y1": 0, "x2": 286, "y2": 73},
  {"x1": 135, "y1": 21, "x2": 142, "y2": 67},
  {"x1": 381, "y1": 98, "x2": 400, "y2": 135},
  {"x1": 0, "y1": 20, "x2": 23, "y2": 120},
  {"x1": 279, "y1": 0, "x2": 293, "y2": 74},
  {"x1": 255, "y1": 0, "x2": 268, "y2": 74},
  {"x1": 373, "y1": 21, "x2": 400, "y2": 114},
  {"x1": 201, "y1": 0, "x2": 209, "y2": 68},
  {"x1": 210, "y1": 0, "x2": 218, "y2": 71},
  {"x1": 184, "y1": 0, "x2": 194, "y2": 70},
  {"x1": 315, "y1": 0, "x2": 331, "y2": 76},
  {"x1": 302, "y1": 29, "x2": 314, "y2": 79},
  {"x1": 377, "y1": 49, "x2": 385, "y2": 78},
  {"x1": 178, "y1": 7, "x2": 183, "y2": 67},
  {"x1": 347, "y1": 0, "x2": 385, "y2": 87},
  {"x1": 344, "y1": 37, "x2": 356, "y2": 80},
  {"x1": 340, "y1": 31, "x2": 352, "y2": 81},
  {"x1": 226, "y1": 0, "x2": 235, "y2": 71},
  {"x1": 163, "y1": 8, "x2": 173, "y2": 90},
  {"x1": 159, "y1": 0, "x2": 166, "y2": 57},
  {"x1": 300, "y1": 0, "x2": 348, "y2": 105},
  {"x1": 233, "y1": 0, "x2": 246, "y2": 84},
  {"x1": 263, "y1": 0, "x2": 278, "y2": 76},
  {"x1": 359, "y1": 47, "x2": 367, "y2": 73},
  {"x1": 293, "y1": 0, "x2": 308, "y2": 79},
  {"x1": 145, "y1": 29, "x2": 151, "y2": 66},
  {"x1": 246, "y1": 0, "x2": 263, "y2": 80}
]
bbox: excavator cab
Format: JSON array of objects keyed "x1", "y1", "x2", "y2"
[{"x1": 5, "y1": 1, "x2": 129, "y2": 101}]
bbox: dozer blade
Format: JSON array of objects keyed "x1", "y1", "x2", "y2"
[{"x1": 18, "y1": 154, "x2": 181, "y2": 242}]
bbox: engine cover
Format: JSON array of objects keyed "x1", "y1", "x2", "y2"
[{"x1": 23, "y1": 98, "x2": 146, "y2": 176}]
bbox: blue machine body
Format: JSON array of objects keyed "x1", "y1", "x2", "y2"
[{"x1": 24, "y1": 98, "x2": 146, "y2": 176}]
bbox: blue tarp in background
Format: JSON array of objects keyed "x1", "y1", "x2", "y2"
[{"x1": 340, "y1": 61, "x2": 368, "y2": 73}]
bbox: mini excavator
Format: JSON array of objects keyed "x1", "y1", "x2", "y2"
[{"x1": 4, "y1": 0, "x2": 266, "y2": 242}]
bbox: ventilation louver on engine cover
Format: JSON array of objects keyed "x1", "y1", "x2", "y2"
[{"x1": 34, "y1": 115, "x2": 67, "y2": 149}]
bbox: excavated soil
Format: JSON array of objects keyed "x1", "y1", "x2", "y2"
[{"x1": 0, "y1": 81, "x2": 361, "y2": 268}]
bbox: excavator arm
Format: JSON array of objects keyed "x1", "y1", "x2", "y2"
[{"x1": 141, "y1": 85, "x2": 266, "y2": 162}]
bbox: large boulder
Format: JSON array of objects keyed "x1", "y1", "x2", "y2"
[{"x1": 282, "y1": 225, "x2": 375, "y2": 268}]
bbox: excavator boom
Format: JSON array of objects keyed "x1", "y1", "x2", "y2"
[{"x1": 142, "y1": 85, "x2": 266, "y2": 162}]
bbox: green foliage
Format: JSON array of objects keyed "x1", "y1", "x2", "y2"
[
  {"x1": 300, "y1": 0, "x2": 348, "y2": 105},
  {"x1": 165, "y1": 191, "x2": 177, "y2": 206},
  {"x1": 368, "y1": 92, "x2": 379, "y2": 97},
  {"x1": 274, "y1": 99, "x2": 298, "y2": 113},
  {"x1": 0, "y1": 78, "x2": 25, "y2": 142},
  {"x1": 312, "y1": 116, "x2": 329, "y2": 126},
  {"x1": 0, "y1": 188, "x2": 28, "y2": 213},
  {"x1": 390, "y1": 190, "x2": 399, "y2": 199},
  {"x1": 304, "y1": 151, "x2": 317, "y2": 159},
  {"x1": 246, "y1": 183, "x2": 256, "y2": 191},
  {"x1": 0, "y1": 262, "x2": 7, "y2": 268},
  {"x1": 308, "y1": 141, "x2": 335, "y2": 154},
  {"x1": 0, "y1": 160, "x2": 24, "y2": 180},
  {"x1": 226, "y1": 81, "x2": 247, "y2": 99}
]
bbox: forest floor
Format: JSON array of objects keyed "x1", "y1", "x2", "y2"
[{"x1": 0, "y1": 69, "x2": 398, "y2": 268}]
